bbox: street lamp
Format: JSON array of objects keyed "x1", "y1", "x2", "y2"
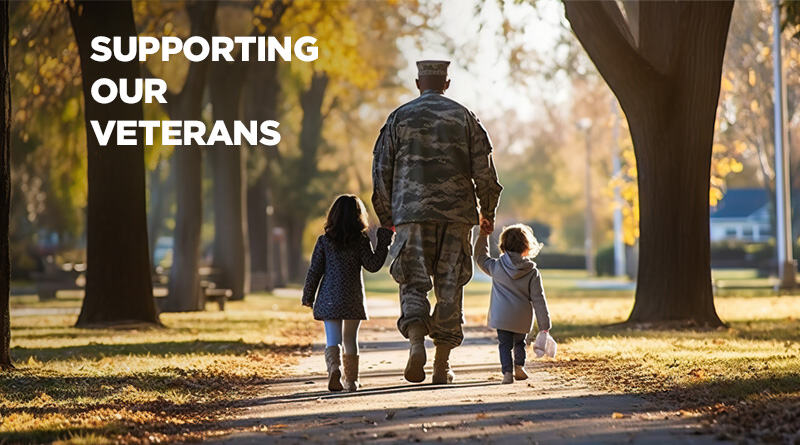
[{"x1": 772, "y1": 0, "x2": 796, "y2": 289}]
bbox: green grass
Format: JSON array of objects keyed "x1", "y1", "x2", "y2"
[
  {"x1": 1, "y1": 293, "x2": 316, "y2": 444},
  {"x1": 367, "y1": 267, "x2": 800, "y2": 442},
  {"x1": 5, "y1": 268, "x2": 799, "y2": 443}
]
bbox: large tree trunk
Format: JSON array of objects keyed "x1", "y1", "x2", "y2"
[
  {"x1": 0, "y1": 0, "x2": 13, "y2": 368},
  {"x1": 564, "y1": 1, "x2": 732, "y2": 326},
  {"x1": 69, "y1": 0, "x2": 158, "y2": 326},
  {"x1": 245, "y1": 61, "x2": 281, "y2": 291},
  {"x1": 209, "y1": 61, "x2": 249, "y2": 300},
  {"x1": 286, "y1": 72, "x2": 328, "y2": 282},
  {"x1": 164, "y1": 0, "x2": 218, "y2": 312}
]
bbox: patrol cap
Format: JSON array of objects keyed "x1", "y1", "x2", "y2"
[{"x1": 416, "y1": 60, "x2": 450, "y2": 77}]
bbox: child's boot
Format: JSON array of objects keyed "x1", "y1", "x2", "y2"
[
  {"x1": 325, "y1": 345, "x2": 343, "y2": 391},
  {"x1": 343, "y1": 354, "x2": 360, "y2": 392},
  {"x1": 431, "y1": 345, "x2": 455, "y2": 384},
  {"x1": 404, "y1": 323, "x2": 427, "y2": 383},
  {"x1": 514, "y1": 365, "x2": 529, "y2": 380},
  {"x1": 502, "y1": 372, "x2": 514, "y2": 384}
]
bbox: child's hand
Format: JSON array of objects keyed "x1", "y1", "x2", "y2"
[{"x1": 301, "y1": 299, "x2": 313, "y2": 308}]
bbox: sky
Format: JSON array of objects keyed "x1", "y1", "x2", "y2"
[{"x1": 396, "y1": 0, "x2": 571, "y2": 122}]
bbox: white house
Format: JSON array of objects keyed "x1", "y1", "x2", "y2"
[{"x1": 709, "y1": 188, "x2": 772, "y2": 242}]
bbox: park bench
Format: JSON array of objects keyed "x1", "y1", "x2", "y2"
[
  {"x1": 198, "y1": 266, "x2": 233, "y2": 310},
  {"x1": 152, "y1": 266, "x2": 232, "y2": 311},
  {"x1": 31, "y1": 262, "x2": 86, "y2": 301}
]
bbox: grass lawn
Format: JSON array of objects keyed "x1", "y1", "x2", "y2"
[
  {"x1": 1, "y1": 293, "x2": 316, "y2": 444},
  {"x1": 4, "y1": 267, "x2": 799, "y2": 443},
  {"x1": 367, "y1": 268, "x2": 800, "y2": 442}
]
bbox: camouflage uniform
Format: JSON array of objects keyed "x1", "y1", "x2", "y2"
[{"x1": 372, "y1": 90, "x2": 502, "y2": 348}]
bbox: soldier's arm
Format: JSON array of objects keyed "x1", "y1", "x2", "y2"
[
  {"x1": 371, "y1": 115, "x2": 396, "y2": 227},
  {"x1": 467, "y1": 111, "x2": 503, "y2": 222}
]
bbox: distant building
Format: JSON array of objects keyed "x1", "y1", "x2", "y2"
[{"x1": 709, "y1": 188, "x2": 772, "y2": 242}]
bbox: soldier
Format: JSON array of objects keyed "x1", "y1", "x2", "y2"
[{"x1": 372, "y1": 60, "x2": 503, "y2": 384}]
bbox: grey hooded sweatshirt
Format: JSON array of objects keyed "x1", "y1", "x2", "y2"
[{"x1": 474, "y1": 234, "x2": 551, "y2": 334}]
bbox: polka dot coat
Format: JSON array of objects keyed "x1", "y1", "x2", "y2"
[{"x1": 302, "y1": 228, "x2": 393, "y2": 320}]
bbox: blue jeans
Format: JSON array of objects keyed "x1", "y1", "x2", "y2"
[
  {"x1": 497, "y1": 329, "x2": 527, "y2": 373},
  {"x1": 324, "y1": 320, "x2": 361, "y2": 355}
]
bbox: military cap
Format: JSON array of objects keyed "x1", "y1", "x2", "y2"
[{"x1": 416, "y1": 60, "x2": 450, "y2": 77}]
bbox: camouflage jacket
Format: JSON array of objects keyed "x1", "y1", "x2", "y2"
[{"x1": 371, "y1": 90, "x2": 502, "y2": 227}]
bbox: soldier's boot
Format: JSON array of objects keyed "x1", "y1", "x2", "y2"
[
  {"x1": 342, "y1": 354, "x2": 360, "y2": 392},
  {"x1": 325, "y1": 346, "x2": 343, "y2": 392},
  {"x1": 431, "y1": 345, "x2": 455, "y2": 384},
  {"x1": 404, "y1": 323, "x2": 427, "y2": 383}
]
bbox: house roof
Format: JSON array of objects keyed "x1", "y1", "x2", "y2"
[{"x1": 710, "y1": 188, "x2": 769, "y2": 219}]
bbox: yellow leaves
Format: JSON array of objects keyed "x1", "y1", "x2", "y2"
[
  {"x1": 710, "y1": 187, "x2": 724, "y2": 207},
  {"x1": 32, "y1": 85, "x2": 41, "y2": 95},
  {"x1": 720, "y1": 75, "x2": 734, "y2": 93},
  {"x1": 750, "y1": 100, "x2": 760, "y2": 113},
  {"x1": 9, "y1": 37, "x2": 17, "y2": 47},
  {"x1": 748, "y1": 69, "x2": 757, "y2": 87}
]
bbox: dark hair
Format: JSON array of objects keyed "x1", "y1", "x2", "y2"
[
  {"x1": 499, "y1": 224, "x2": 543, "y2": 258},
  {"x1": 324, "y1": 194, "x2": 369, "y2": 246}
]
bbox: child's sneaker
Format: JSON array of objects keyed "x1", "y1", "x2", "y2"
[
  {"x1": 502, "y1": 372, "x2": 513, "y2": 384},
  {"x1": 514, "y1": 365, "x2": 529, "y2": 380}
]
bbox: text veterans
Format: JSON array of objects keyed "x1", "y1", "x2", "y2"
[{"x1": 87, "y1": 35, "x2": 318, "y2": 147}]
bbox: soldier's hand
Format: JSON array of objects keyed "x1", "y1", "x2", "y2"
[{"x1": 480, "y1": 216, "x2": 494, "y2": 235}]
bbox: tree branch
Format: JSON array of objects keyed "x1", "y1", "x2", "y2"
[{"x1": 562, "y1": 0, "x2": 661, "y2": 101}]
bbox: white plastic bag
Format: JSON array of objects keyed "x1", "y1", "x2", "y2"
[{"x1": 533, "y1": 331, "x2": 557, "y2": 358}]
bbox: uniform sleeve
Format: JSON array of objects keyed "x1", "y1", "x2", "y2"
[
  {"x1": 530, "y1": 270, "x2": 552, "y2": 331},
  {"x1": 371, "y1": 114, "x2": 396, "y2": 227},
  {"x1": 467, "y1": 111, "x2": 503, "y2": 221},
  {"x1": 474, "y1": 233, "x2": 497, "y2": 277},
  {"x1": 302, "y1": 237, "x2": 325, "y2": 306}
]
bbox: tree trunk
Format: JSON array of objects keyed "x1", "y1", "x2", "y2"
[
  {"x1": 69, "y1": 0, "x2": 158, "y2": 326},
  {"x1": 247, "y1": 174, "x2": 271, "y2": 290},
  {"x1": 287, "y1": 72, "x2": 328, "y2": 282},
  {"x1": 244, "y1": 60, "x2": 281, "y2": 291},
  {"x1": 564, "y1": 0, "x2": 732, "y2": 326},
  {"x1": 0, "y1": 0, "x2": 13, "y2": 368},
  {"x1": 209, "y1": 61, "x2": 249, "y2": 300},
  {"x1": 164, "y1": 0, "x2": 217, "y2": 312},
  {"x1": 286, "y1": 215, "x2": 307, "y2": 283},
  {"x1": 147, "y1": 158, "x2": 172, "y2": 269}
]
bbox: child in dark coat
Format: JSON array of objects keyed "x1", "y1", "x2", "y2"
[{"x1": 302, "y1": 195, "x2": 393, "y2": 392}]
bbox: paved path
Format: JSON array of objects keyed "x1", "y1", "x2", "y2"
[{"x1": 207, "y1": 298, "x2": 725, "y2": 445}]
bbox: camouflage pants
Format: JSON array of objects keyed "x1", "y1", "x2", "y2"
[{"x1": 389, "y1": 222, "x2": 473, "y2": 348}]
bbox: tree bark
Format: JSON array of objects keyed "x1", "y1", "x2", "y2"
[
  {"x1": 163, "y1": 0, "x2": 218, "y2": 312},
  {"x1": 69, "y1": 0, "x2": 159, "y2": 326},
  {"x1": 209, "y1": 61, "x2": 249, "y2": 300},
  {"x1": 244, "y1": 60, "x2": 280, "y2": 291},
  {"x1": 285, "y1": 72, "x2": 328, "y2": 281},
  {"x1": 564, "y1": 0, "x2": 732, "y2": 326},
  {"x1": 147, "y1": 158, "x2": 173, "y2": 269},
  {"x1": 0, "y1": 0, "x2": 13, "y2": 368}
]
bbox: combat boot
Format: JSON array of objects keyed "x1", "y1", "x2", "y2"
[
  {"x1": 404, "y1": 323, "x2": 427, "y2": 383},
  {"x1": 343, "y1": 354, "x2": 360, "y2": 392},
  {"x1": 324, "y1": 345, "x2": 343, "y2": 391},
  {"x1": 431, "y1": 344, "x2": 455, "y2": 384}
]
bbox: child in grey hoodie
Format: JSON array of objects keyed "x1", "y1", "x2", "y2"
[{"x1": 475, "y1": 223, "x2": 552, "y2": 384}]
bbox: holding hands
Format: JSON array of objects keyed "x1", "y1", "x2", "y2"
[{"x1": 479, "y1": 215, "x2": 494, "y2": 236}]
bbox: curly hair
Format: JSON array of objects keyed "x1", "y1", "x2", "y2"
[
  {"x1": 499, "y1": 224, "x2": 543, "y2": 258},
  {"x1": 324, "y1": 194, "x2": 369, "y2": 247}
]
